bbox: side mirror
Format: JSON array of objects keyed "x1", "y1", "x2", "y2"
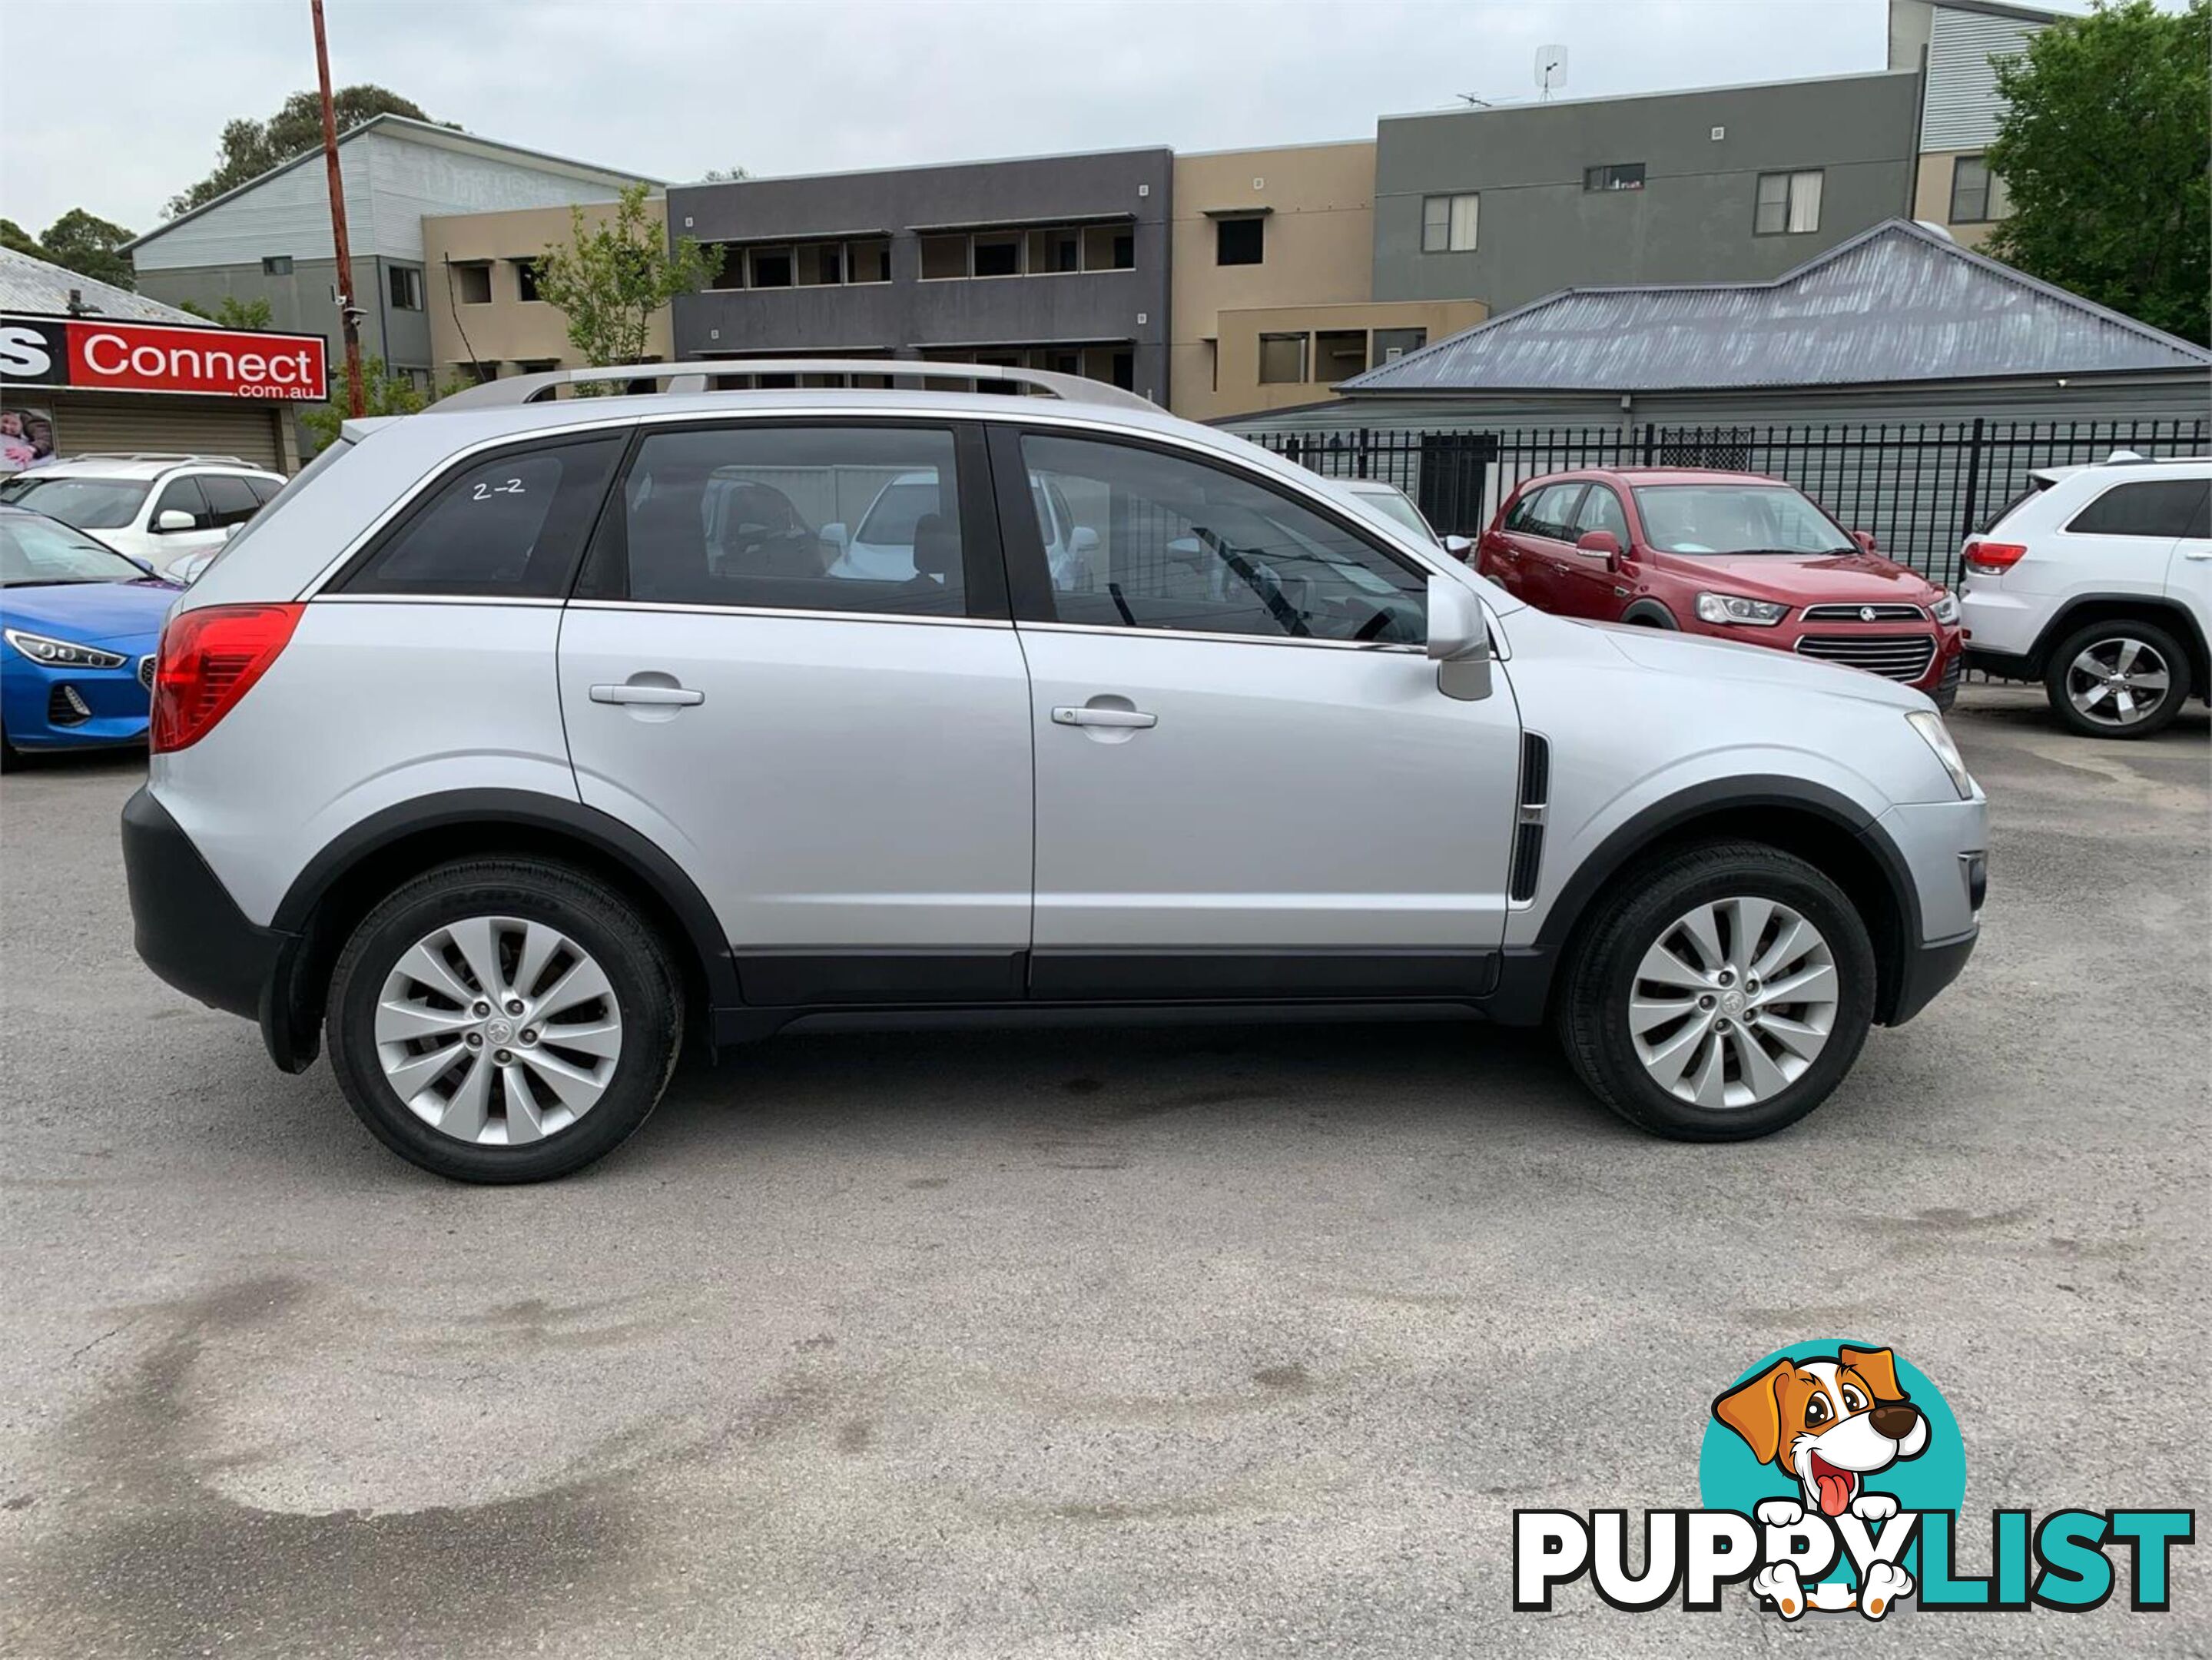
[
  {"x1": 1576, "y1": 529, "x2": 1623, "y2": 568},
  {"x1": 154, "y1": 509, "x2": 197, "y2": 533},
  {"x1": 1440, "y1": 533, "x2": 1474, "y2": 563},
  {"x1": 817, "y1": 521, "x2": 849, "y2": 553},
  {"x1": 1166, "y1": 534, "x2": 1205, "y2": 566},
  {"x1": 1852, "y1": 530, "x2": 1879, "y2": 554},
  {"x1": 221, "y1": 523, "x2": 241, "y2": 540},
  {"x1": 1426, "y1": 573, "x2": 1493, "y2": 702},
  {"x1": 1070, "y1": 525, "x2": 1100, "y2": 554}
]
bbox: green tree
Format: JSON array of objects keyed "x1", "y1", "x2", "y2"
[
  {"x1": 177, "y1": 295, "x2": 275, "y2": 330},
  {"x1": 1984, "y1": 0, "x2": 2210, "y2": 344},
  {"x1": 298, "y1": 357, "x2": 468, "y2": 450},
  {"x1": 166, "y1": 87, "x2": 454, "y2": 218},
  {"x1": 2, "y1": 210, "x2": 139, "y2": 289},
  {"x1": 532, "y1": 183, "x2": 721, "y2": 388}
]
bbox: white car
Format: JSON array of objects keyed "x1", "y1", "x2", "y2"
[
  {"x1": 1960, "y1": 453, "x2": 2209, "y2": 737},
  {"x1": 121, "y1": 359, "x2": 1984, "y2": 1182},
  {"x1": 0, "y1": 454, "x2": 285, "y2": 582},
  {"x1": 1332, "y1": 477, "x2": 1473, "y2": 561}
]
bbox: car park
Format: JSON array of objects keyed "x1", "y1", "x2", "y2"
[
  {"x1": 1477, "y1": 466, "x2": 1965, "y2": 709},
  {"x1": 0, "y1": 504, "x2": 179, "y2": 764},
  {"x1": 121, "y1": 361, "x2": 1985, "y2": 1182},
  {"x1": 1958, "y1": 453, "x2": 2210, "y2": 739},
  {"x1": 0, "y1": 453, "x2": 285, "y2": 583}
]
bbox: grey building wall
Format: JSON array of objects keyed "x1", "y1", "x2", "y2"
[
  {"x1": 138, "y1": 254, "x2": 433, "y2": 379},
  {"x1": 668, "y1": 149, "x2": 1172, "y2": 402},
  {"x1": 1372, "y1": 72, "x2": 1922, "y2": 312}
]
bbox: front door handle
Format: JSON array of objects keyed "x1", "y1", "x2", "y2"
[
  {"x1": 1052, "y1": 706, "x2": 1157, "y2": 729},
  {"x1": 591, "y1": 682, "x2": 705, "y2": 707}
]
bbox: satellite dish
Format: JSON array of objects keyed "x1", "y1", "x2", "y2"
[{"x1": 1537, "y1": 45, "x2": 1568, "y2": 100}]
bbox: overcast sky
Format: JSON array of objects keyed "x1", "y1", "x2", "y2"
[{"x1": 0, "y1": 0, "x2": 2098, "y2": 237}]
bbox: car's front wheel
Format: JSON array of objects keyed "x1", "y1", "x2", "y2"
[
  {"x1": 1555, "y1": 839, "x2": 1876, "y2": 1140},
  {"x1": 325, "y1": 857, "x2": 682, "y2": 1182},
  {"x1": 2043, "y1": 618, "x2": 2190, "y2": 739}
]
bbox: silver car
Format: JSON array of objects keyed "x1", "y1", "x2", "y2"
[{"x1": 122, "y1": 362, "x2": 1986, "y2": 1182}]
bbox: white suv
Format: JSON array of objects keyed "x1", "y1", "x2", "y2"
[
  {"x1": 1960, "y1": 453, "x2": 2210, "y2": 738},
  {"x1": 0, "y1": 454, "x2": 286, "y2": 581},
  {"x1": 121, "y1": 362, "x2": 1987, "y2": 1182}
]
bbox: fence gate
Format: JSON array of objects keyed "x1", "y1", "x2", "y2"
[{"x1": 1416, "y1": 433, "x2": 1498, "y2": 537}]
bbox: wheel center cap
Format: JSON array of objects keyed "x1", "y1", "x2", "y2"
[
  {"x1": 484, "y1": 1017, "x2": 514, "y2": 1046},
  {"x1": 1720, "y1": 989, "x2": 1746, "y2": 1017}
]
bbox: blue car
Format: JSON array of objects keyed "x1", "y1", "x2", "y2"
[{"x1": 1, "y1": 503, "x2": 181, "y2": 765}]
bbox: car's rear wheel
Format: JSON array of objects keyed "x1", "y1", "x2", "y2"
[
  {"x1": 325, "y1": 857, "x2": 682, "y2": 1182},
  {"x1": 1555, "y1": 839, "x2": 1876, "y2": 1140},
  {"x1": 2043, "y1": 618, "x2": 2190, "y2": 739}
]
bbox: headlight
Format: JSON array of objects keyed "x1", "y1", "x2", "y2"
[
  {"x1": 1694, "y1": 592, "x2": 1789, "y2": 626},
  {"x1": 3, "y1": 628, "x2": 128, "y2": 669},
  {"x1": 1929, "y1": 590, "x2": 1960, "y2": 625},
  {"x1": 1906, "y1": 710, "x2": 1975, "y2": 800}
]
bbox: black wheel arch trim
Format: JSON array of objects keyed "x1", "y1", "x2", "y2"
[
  {"x1": 2028, "y1": 596, "x2": 2209, "y2": 685},
  {"x1": 1619, "y1": 600, "x2": 1678, "y2": 629},
  {"x1": 272, "y1": 788, "x2": 742, "y2": 1010},
  {"x1": 1482, "y1": 775, "x2": 1924, "y2": 1027}
]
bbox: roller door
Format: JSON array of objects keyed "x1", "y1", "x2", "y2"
[{"x1": 47, "y1": 393, "x2": 287, "y2": 471}]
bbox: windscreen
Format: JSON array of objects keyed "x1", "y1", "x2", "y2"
[
  {"x1": 1629, "y1": 484, "x2": 1855, "y2": 556},
  {"x1": 0, "y1": 476, "x2": 151, "y2": 530}
]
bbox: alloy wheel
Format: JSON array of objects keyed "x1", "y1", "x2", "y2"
[
  {"x1": 373, "y1": 915, "x2": 623, "y2": 1145},
  {"x1": 2064, "y1": 636, "x2": 2172, "y2": 729},
  {"x1": 1627, "y1": 895, "x2": 1839, "y2": 1109}
]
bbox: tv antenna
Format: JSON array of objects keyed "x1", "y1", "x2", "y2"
[
  {"x1": 1455, "y1": 92, "x2": 1497, "y2": 108},
  {"x1": 1537, "y1": 45, "x2": 1568, "y2": 100}
]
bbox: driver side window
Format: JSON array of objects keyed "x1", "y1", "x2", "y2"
[{"x1": 1015, "y1": 433, "x2": 1426, "y2": 646}]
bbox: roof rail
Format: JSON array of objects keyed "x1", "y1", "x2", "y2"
[
  {"x1": 65, "y1": 452, "x2": 254, "y2": 465},
  {"x1": 432, "y1": 358, "x2": 1159, "y2": 414}
]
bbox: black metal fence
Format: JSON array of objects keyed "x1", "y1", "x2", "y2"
[{"x1": 1241, "y1": 417, "x2": 2209, "y2": 586}]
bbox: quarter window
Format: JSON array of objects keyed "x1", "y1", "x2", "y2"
[
  {"x1": 1421, "y1": 192, "x2": 1479, "y2": 253},
  {"x1": 1014, "y1": 433, "x2": 1427, "y2": 645},
  {"x1": 2063, "y1": 480, "x2": 2210, "y2": 540},
  {"x1": 1755, "y1": 170, "x2": 1822, "y2": 235},
  {"x1": 337, "y1": 437, "x2": 625, "y2": 598},
  {"x1": 614, "y1": 425, "x2": 969, "y2": 617}
]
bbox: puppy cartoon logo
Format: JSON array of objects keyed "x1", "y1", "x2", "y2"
[{"x1": 1713, "y1": 1345, "x2": 1929, "y2": 1618}]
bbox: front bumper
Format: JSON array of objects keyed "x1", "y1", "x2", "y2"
[
  {"x1": 1874, "y1": 795, "x2": 1986, "y2": 1024},
  {"x1": 1, "y1": 647, "x2": 156, "y2": 749},
  {"x1": 122, "y1": 786, "x2": 300, "y2": 1051}
]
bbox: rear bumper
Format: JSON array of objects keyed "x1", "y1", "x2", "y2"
[{"x1": 122, "y1": 786, "x2": 300, "y2": 1054}]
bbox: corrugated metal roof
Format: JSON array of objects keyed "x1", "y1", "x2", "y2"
[
  {"x1": 1341, "y1": 220, "x2": 2212, "y2": 397},
  {"x1": 0, "y1": 246, "x2": 210, "y2": 324}
]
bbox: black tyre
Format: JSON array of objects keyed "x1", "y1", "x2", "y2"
[
  {"x1": 0, "y1": 727, "x2": 20, "y2": 771},
  {"x1": 2042, "y1": 617, "x2": 2190, "y2": 739},
  {"x1": 1554, "y1": 839, "x2": 1876, "y2": 1141},
  {"x1": 325, "y1": 857, "x2": 683, "y2": 1182}
]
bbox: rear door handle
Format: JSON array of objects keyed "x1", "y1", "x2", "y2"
[
  {"x1": 1052, "y1": 706, "x2": 1157, "y2": 729},
  {"x1": 2184, "y1": 548, "x2": 2212, "y2": 561},
  {"x1": 591, "y1": 682, "x2": 705, "y2": 706}
]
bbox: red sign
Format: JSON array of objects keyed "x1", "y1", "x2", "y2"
[{"x1": 1, "y1": 314, "x2": 327, "y2": 401}]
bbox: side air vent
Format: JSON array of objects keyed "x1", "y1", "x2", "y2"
[{"x1": 1509, "y1": 732, "x2": 1550, "y2": 903}]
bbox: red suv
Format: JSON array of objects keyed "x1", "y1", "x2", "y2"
[{"x1": 1477, "y1": 468, "x2": 1963, "y2": 707}]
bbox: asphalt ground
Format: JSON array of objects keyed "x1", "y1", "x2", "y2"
[{"x1": 2, "y1": 682, "x2": 2205, "y2": 1657}]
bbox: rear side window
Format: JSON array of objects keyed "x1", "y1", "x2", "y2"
[
  {"x1": 337, "y1": 437, "x2": 625, "y2": 598},
  {"x1": 199, "y1": 474, "x2": 262, "y2": 528},
  {"x1": 605, "y1": 424, "x2": 971, "y2": 618},
  {"x1": 2064, "y1": 479, "x2": 2209, "y2": 540}
]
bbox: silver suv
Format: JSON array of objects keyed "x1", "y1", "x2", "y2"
[{"x1": 122, "y1": 363, "x2": 1987, "y2": 1182}]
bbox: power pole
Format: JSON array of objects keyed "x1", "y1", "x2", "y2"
[{"x1": 311, "y1": 0, "x2": 364, "y2": 417}]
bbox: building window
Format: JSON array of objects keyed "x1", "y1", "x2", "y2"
[
  {"x1": 1314, "y1": 330, "x2": 1367, "y2": 383},
  {"x1": 1421, "y1": 193, "x2": 1478, "y2": 253},
  {"x1": 453, "y1": 263, "x2": 492, "y2": 305},
  {"x1": 1215, "y1": 215, "x2": 1265, "y2": 266},
  {"x1": 514, "y1": 258, "x2": 542, "y2": 302},
  {"x1": 1029, "y1": 225, "x2": 1081, "y2": 274},
  {"x1": 748, "y1": 247, "x2": 793, "y2": 288},
  {"x1": 972, "y1": 231, "x2": 1022, "y2": 277},
  {"x1": 388, "y1": 265, "x2": 424, "y2": 310},
  {"x1": 1754, "y1": 169, "x2": 1823, "y2": 234},
  {"x1": 1084, "y1": 224, "x2": 1135, "y2": 271},
  {"x1": 1584, "y1": 163, "x2": 1645, "y2": 192},
  {"x1": 847, "y1": 238, "x2": 890, "y2": 283},
  {"x1": 1257, "y1": 333, "x2": 1308, "y2": 385},
  {"x1": 1372, "y1": 327, "x2": 1427, "y2": 363},
  {"x1": 919, "y1": 234, "x2": 969, "y2": 280},
  {"x1": 1949, "y1": 154, "x2": 2010, "y2": 224},
  {"x1": 261, "y1": 255, "x2": 293, "y2": 276}
]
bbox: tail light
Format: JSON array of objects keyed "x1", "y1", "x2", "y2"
[
  {"x1": 150, "y1": 603, "x2": 303, "y2": 753},
  {"x1": 1964, "y1": 540, "x2": 2027, "y2": 576}
]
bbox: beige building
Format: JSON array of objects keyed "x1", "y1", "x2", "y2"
[
  {"x1": 1171, "y1": 143, "x2": 1486, "y2": 422},
  {"x1": 1889, "y1": 0, "x2": 2046, "y2": 251},
  {"x1": 423, "y1": 199, "x2": 675, "y2": 383}
]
